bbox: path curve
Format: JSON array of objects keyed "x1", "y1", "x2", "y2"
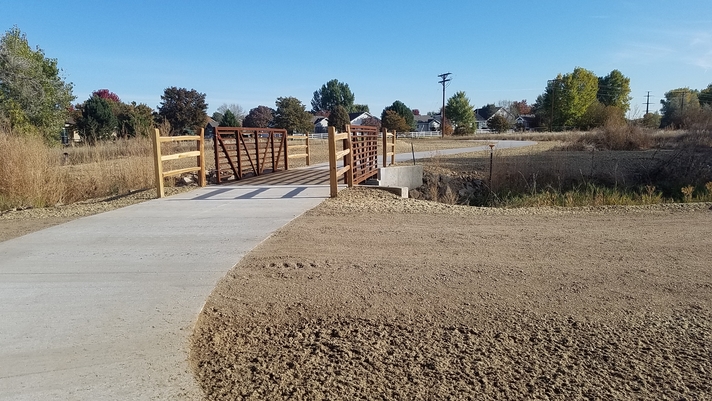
[{"x1": 0, "y1": 140, "x2": 535, "y2": 400}]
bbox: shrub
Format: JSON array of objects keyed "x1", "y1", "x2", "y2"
[{"x1": 577, "y1": 123, "x2": 652, "y2": 150}]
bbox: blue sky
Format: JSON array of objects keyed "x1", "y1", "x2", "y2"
[{"x1": 3, "y1": 0, "x2": 711, "y2": 117}]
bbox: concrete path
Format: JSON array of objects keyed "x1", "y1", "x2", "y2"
[{"x1": 0, "y1": 140, "x2": 535, "y2": 400}]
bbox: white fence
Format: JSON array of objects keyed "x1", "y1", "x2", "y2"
[{"x1": 309, "y1": 131, "x2": 443, "y2": 140}]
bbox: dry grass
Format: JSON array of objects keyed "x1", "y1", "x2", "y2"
[
  {"x1": 0, "y1": 129, "x2": 174, "y2": 210},
  {"x1": 0, "y1": 133, "x2": 67, "y2": 209},
  {"x1": 416, "y1": 138, "x2": 712, "y2": 207},
  {"x1": 0, "y1": 132, "x2": 483, "y2": 211}
]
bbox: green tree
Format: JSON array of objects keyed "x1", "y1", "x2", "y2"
[
  {"x1": 273, "y1": 96, "x2": 312, "y2": 134},
  {"x1": 328, "y1": 105, "x2": 350, "y2": 132},
  {"x1": 699, "y1": 83, "x2": 712, "y2": 107},
  {"x1": 311, "y1": 79, "x2": 355, "y2": 113},
  {"x1": 381, "y1": 110, "x2": 410, "y2": 133},
  {"x1": 640, "y1": 112, "x2": 662, "y2": 129},
  {"x1": 211, "y1": 111, "x2": 223, "y2": 124},
  {"x1": 0, "y1": 26, "x2": 75, "y2": 140},
  {"x1": 536, "y1": 67, "x2": 599, "y2": 130},
  {"x1": 219, "y1": 109, "x2": 239, "y2": 127},
  {"x1": 157, "y1": 87, "x2": 208, "y2": 135},
  {"x1": 117, "y1": 102, "x2": 153, "y2": 138},
  {"x1": 381, "y1": 100, "x2": 414, "y2": 131},
  {"x1": 243, "y1": 106, "x2": 274, "y2": 128},
  {"x1": 660, "y1": 88, "x2": 700, "y2": 128},
  {"x1": 487, "y1": 114, "x2": 511, "y2": 133},
  {"x1": 597, "y1": 69, "x2": 631, "y2": 113},
  {"x1": 77, "y1": 95, "x2": 117, "y2": 143},
  {"x1": 351, "y1": 104, "x2": 370, "y2": 113},
  {"x1": 445, "y1": 91, "x2": 475, "y2": 133}
]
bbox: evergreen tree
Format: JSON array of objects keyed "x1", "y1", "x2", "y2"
[
  {"x1": 311, "y1": 79, "x2": 355, "y2": 113},
  {"x1": 273, "y1": 97, "x2": 312, "y2": 134},
  {"x1": 77, "y1": 96, "x2": 117, "y2": 143},
  {"x1": 219, "y1": 109, "x2": 239, "y2": 127},
  {"x1": 328, "y1": 105, "x2": 350, "y2": 132}
]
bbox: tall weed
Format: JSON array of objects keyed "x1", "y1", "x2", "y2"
[
  {"x1": 0, "y1": 128, "x2": 159, "y2": 210},
  {"x1": 0, "y1": 132, "x2": 66, "y2": 209}
]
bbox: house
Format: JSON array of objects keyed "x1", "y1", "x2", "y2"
[
  {"x1": 312, "y1": 112, "x2": 379, "y2": 133},
  {"x1": 515, "y1": 114, "x2": 537, "y2": 131},
  {"x1": 61, "y1": 118, "x2": 82, "y2": 144},
  {"x1": 205, "y1": 117, "x2": 219, "y2": 139},
  {"x1": 312, "y1": 116, "x2": 329, "y2": 133},
  {"x1": 475, "y1": 107, "x2": 516, "y2": 131},
  {"x1": 348, "y1": 112, "x2": 375, "y2": 126},
  {"x1": 415, "y1": 114, "x2": 441, "y2": 132}
]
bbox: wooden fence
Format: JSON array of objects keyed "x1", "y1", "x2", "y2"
[
  {"x1": 328, "y1": 124, "x2": 396, "y2": 198},
  {"x1": 151, "y1": 128, "x2": 206, "y2": 198}
]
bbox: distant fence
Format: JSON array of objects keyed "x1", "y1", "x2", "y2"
[
  {"x1": 151, "y1": 128, "x2": 206, "y2": 198},
  {"x1": 397, "y1": 131, "x2": 442, "y2": 138},
  {"x1": 311, "y1": 130, "x2": 441, "y2": 139}
]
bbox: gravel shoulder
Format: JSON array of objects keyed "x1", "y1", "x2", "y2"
[{"x1": 191, "y1": 188, "x2": 712, "y2": 400}]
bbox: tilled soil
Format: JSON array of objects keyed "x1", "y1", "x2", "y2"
[{"x1": 191, "y1": 189, "x2": 712, "y2": 400}]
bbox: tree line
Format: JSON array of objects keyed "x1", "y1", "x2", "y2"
[{"x1": 3, "y1": 26, "x2": 711, "y2": 144}]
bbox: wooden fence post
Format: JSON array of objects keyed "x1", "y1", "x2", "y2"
[
  {"x1": 152, "y1": 128, "x2": 165, "y2": 198},
  {"x1": 328, "y1": 126, "x2": 338, "y2": 198},
  {"x1": 198, "y1": 127, "x2": 206, "y2": 187}
]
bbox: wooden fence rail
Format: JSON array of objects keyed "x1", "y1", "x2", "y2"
[
  {"x1": 286, "y1": 134, "x2": 310, "y2": 168},
  {"x1": 152, "y1": 128, "x2": 206, "y2": 198}
]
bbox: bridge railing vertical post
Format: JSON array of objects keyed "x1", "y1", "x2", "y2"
[{"x1": 344, "y1": 124, "x2": 353, "y2": 187}]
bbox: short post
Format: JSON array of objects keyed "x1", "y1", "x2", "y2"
[
  {"x1": 305, "y1": 135, "x2": 311, "y2": 166},
  {"x1": 488, "y1": 143, "x2": 495, "y2": 196},
  {"x1": 152, "y1": 128, "x2": 165, "y2": 198}
]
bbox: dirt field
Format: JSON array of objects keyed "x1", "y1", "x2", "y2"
[{"x1": 191, "y1": 188, "x2": 712, "y2": 400}]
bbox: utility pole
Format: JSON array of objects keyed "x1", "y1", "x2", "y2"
[
  {"x1": 438, "y1": 73, "x2": 451, "y2": 139},
  {"x1": 644, "y1": 91, "x2": 652, "y2": 115},
  {"x1": 547, "y1": 79, "x2": 559, "y2": 131}
]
